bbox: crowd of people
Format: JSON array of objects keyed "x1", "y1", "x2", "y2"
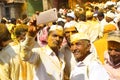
[{"x1": 0, "y1": 0, "x2": 120, "y2": 80}]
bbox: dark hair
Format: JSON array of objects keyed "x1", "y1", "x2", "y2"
[
  {"x1": 97, "y1": 11, "x2": 104, "y2": 18},
  {"x1": 57, "y1": 21, "x2": 65, "y2": 27},
  {"x1": 0, "y1": 23, "x2": 11, "y2": 43},
  {"x1": 79, "y1": 14, "x2": 86, "y2": 21},
  {"x1": 14, "y1": 24, "x2": 28, "y2": 37}
]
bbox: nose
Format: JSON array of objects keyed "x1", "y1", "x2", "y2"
[
  {"x1": 71, "y1": 44, "x2": 77, "y2": 51},
  {"x1": 69, "y1": 31, "x2": 73, "y2": 36},
  {"x1": 56, "y1": 36, "x2": 62, "y2": 41},
  {"x1": 109, "y1": 49, "x2": 116, "y2": 56}
]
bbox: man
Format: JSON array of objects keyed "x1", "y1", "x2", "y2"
[
  {"x1": 61, "y1": 21, "x2": 97, "y2": 80},
  {"x1": 61, "y1": 22, "x2": 78, "y2": 80},
  {"x1": 94, "y1": 24, "x2": 117, "y2": 64},
  {"x1": 0, "y1": 23, "x2": 12, "y2": 80},
  {"x1": 22, "y1": 25, "x2": 65, "y2": 80},
  {"x1": 7, "y1": 24, "x2": 34, "y2": 80},
  {"x1": 85, "y1": 10, "x2": 101, "y2": 42},
  {"x1": 104, "y1": 31, "x2": 120, "y2": 80},
  {"x1": 70, "y1": 33, "x2": 109, "y2": 80}
]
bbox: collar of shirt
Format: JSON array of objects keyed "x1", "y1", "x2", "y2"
[
  {"x1": 44, "y1": 45, "x2": 65, "y2": 70},
  {"x1": 77, "y1": 53, "x2": 97, "y2": 67},
  {"x1": 45, "y1": 45, "x2": 64, "y2": 60},
  {"x1": 45, "y1": 45, "x2": 54, "y2": 56}
]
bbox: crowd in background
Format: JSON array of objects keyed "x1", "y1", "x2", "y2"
[{"x1": 0, "y1": 0, "x2": 120, "y2": 80}]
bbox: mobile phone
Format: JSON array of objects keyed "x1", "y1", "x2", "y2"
[{"x1": 36, "y1": 8, "x2": 58, "y2": 25}]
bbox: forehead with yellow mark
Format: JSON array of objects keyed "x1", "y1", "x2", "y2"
[
  {"x1": 64, "y1": 27, "x2": 77, "y2": 32},
  {"x1": 48, "y1": 29, "x2": 64, "y2": 37}
]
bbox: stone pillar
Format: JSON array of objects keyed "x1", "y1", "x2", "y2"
[
  {"x1": 0, "y1": 3, "x2": 4, "y2": 19},
  {"x1": 42, "y1": 0, "x2": 49, "y2": 11},
  {"x1": 0, "y1": 5, "x2": 2, "y2": 19},
  {"x1": 10, "y1": 4, "x2": 15, "y2": 18}
]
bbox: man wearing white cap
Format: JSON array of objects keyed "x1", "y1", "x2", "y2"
[
  {"x1": 100, "y1": 11, "x2": 119, "y2": 37},
  {"x1": 86, "y1": 10, "x2": 101, "y2": 42},
  {"x1": 69, "y1": 32, "x2": 109, "y2": 80},
  {"x1": 21, "y1": 25, "x2": 65, "y2": 80},
  {"x1": 104, "y1": 31, "x2": 120, "y2": 80},
  {"x1": 61, "y1": 20, "x2": 78, "y2": 80},
  {"x1": 61, "y1": 19, "x2": 98, "y2": 79},
  {"x1": 64, "y1": 11, "x2": 77, "y2": 29}
]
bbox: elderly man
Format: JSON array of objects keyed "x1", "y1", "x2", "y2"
[
  {"x1": 21, "y1": 25, "x2": 65, "y2": 80},
  {"x1": 104, "y1": 31, "x2": 120, "y2": 80},
  {"x1": 69, "y1": 32, "x2": 109, "y2": 80},
  {"x1": 61, "y1": 20, "x2": 98, "y2": 80}
]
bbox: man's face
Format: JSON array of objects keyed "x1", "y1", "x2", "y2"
[
  {"x1": 64, "y1": 27, "x2": 78, "y2": 43},
  {"x1": 47, "y1": 30, "x2": 64, "y2": 49},
  {"x1": 18, "y1": 31, "x2": 27, "y2": 42},
  {"x1": 108, "y1": 41, "x2": 120, "y2": 66},
  {"x1": 66, "y1": 16, "x2": 73, "y2": 22},
  {"x1": 70, "y1": 40, "x2": 90, "y2": 62},
  {"x1": 105, "y1": 17, "x2": 113, "y2": 23}
]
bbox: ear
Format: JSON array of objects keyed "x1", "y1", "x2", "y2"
[{"x1": 86, "y1": 43, "x2": 91, "y2": 51}]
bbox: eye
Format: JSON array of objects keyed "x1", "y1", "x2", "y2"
[
  {"x1": 52, "y1": 34, "x2": 57, "y2": 37},
  {"x1": 72, "y1": 31, "x2": 77, "y2": 34},
  {"x1": 65, "y1": 31, "x2": 69, "y2": 34},
  {"x1": 70, "y1": 43, "x2": 74, "y2": 46},
  {"x1": 76, "y1": 42, "x2": 82, "y2": 46},
  {"x1": 108, "y1": 48, "x2": 120, "y2": 52},
  {"x1": 114, "y1": 49, "x2": 120, "y2": 52},
  {"x1": 59, "y1": 36, "x2": 63, "y2": 39}
]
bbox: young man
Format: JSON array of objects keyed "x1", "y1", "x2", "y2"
[
  {"x1": 21, "y1": 25, "x2": 65, "y2": 80},
  {"x1": 69, "y1": 32, "x2": 109, "y2": 80},
  {"x1": 104, "y1": 31, "x2": 120, "y2": 80}
]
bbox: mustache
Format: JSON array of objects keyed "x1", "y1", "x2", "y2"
[
  {"x1": 72, "y1": 50, "x2": 80, "y2": 53},
  {"x1": 53, "y1": 41, "x2": 60, "y2": 45}
]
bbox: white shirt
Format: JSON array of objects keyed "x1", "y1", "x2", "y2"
[
  {"x1": 70, "y1": 53, "x2": 109, "y2": 80},
  {"x1": 21, "y1": 35, "x2": 65, "y2": 80}
]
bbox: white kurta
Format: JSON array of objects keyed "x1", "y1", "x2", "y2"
[
  {"x1": 21, "y1": 35, "x2": 65, "y2": 80},
  {"x1": 70, "y1": 53, "x2": 109, "y2": 80}
]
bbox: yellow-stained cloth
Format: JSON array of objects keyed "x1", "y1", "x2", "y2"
[
  {"x1": 0, "y1": 46, "x2": 11, "y2": 80},
  {"x1": 94, "y1": 34, "x2": 108, "y2": 64},
  {"x1": 6, "y1": 42, "x2": 34, "y2": 80},
  {"x1": 94, "y1": 23, "x2": 117, "y2": 64}
]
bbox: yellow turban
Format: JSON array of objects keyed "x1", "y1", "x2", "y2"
[{"x1": 103, "y1": 24, "x2": 117, "y2": 33}]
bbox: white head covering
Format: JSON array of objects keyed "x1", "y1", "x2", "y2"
[
  {"x1": 64, "y1": 21, "x2": 77, "y2": 29},
  {"x1": 70, "y1": 32, "x2": 90, "y2": 43},
  {"x1": 49, "y1": 25, "x2": 63, "y2": 32},
  {"x1": 114, "y1": 14, "x2": 120, "y2": 23},
  {"x1": 105, "y1": 11, "x2": 115, "y2": 19},
  {"x1": 117, "y1": 6, "x2": 120, "y2": 13},
  {"x1": 67, "y1": 11, "x2": 76, "y2": 19}
]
